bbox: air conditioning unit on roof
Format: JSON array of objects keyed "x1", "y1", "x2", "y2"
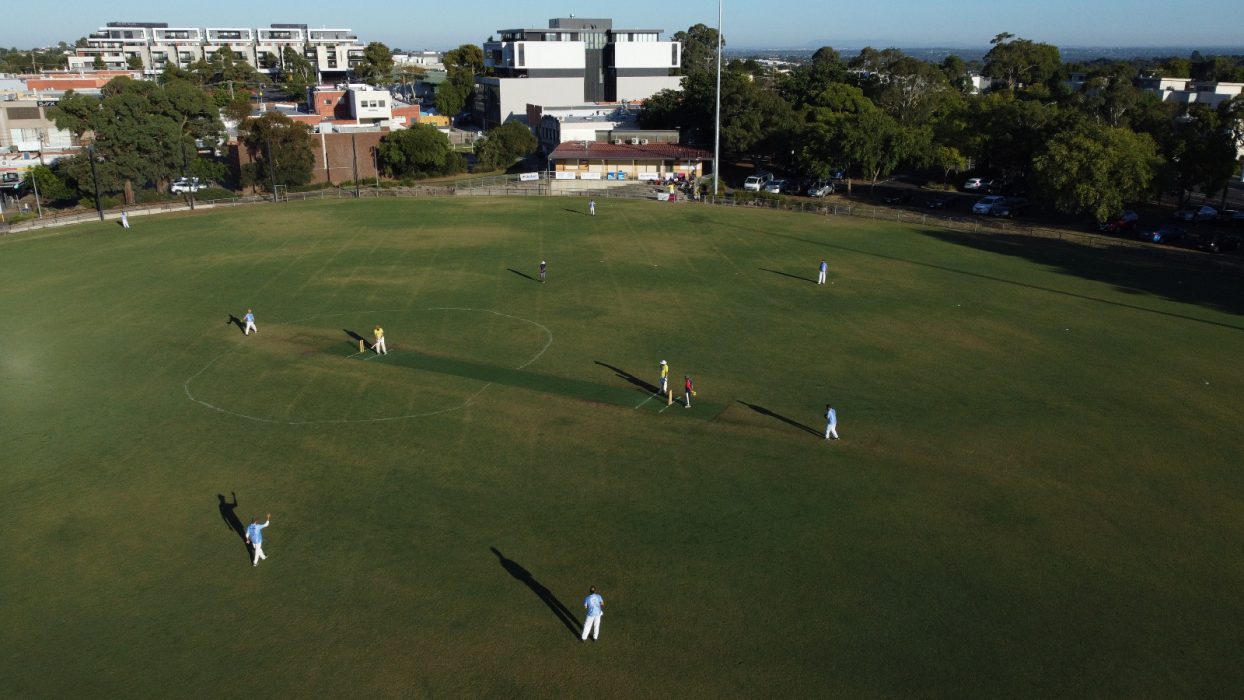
[
  {"x1": 640, "y1": 139, "x2": 649, "y2": 145},
  {"x1": 614, "y1": 139, "x2": 623, "y2": 145},
  {"x1": 630, "y1": 137, "x2": 640, "y2": 145}
]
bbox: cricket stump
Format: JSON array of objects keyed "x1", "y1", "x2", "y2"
[
  {"x1": 359, "y1": 339, "x2": 365, "y2": 353},
  {"x1": 667, "y1": 389, "x2": 673, "y2": 406}
]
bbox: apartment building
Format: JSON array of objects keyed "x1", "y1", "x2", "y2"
[
  {"x1": 476, "y1": 17, "x2": 682, "y2": 127},
  {"x1": 1136, "y1": 76, "x2": 1244, "y2": 109},
  {"x1": 67, "y1": 22, "x2": 367, "y2": 81}
]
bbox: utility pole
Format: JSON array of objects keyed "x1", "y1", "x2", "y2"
[
  {"x1": 350, "y1": 132, "x2": 360, "y2": 198},
  {"x1": 265, "y1": 137, "x2": 278, "y2": 201},
  {"x1": 372, "y1": 145, "x2": 380, "y2": 189},
  {"x1": 88, "y1": 144, "x2": 104, "y2": 221},
  {"x1": 29, "y1": 168, "x2": 43, "y2": 218},
  {"x1": 180, "y1": 138, "x2": 195, "y2": 211},
  {"x1": 713, "y1": 0, "x2": 723, "y2": 196}
]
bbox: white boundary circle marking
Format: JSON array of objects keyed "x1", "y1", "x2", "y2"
[{"x1": 183, "y1": 307, "x2": 554, "y2": 425}]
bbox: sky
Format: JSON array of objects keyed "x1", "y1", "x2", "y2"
[{"x1": 6, "y1": 0, "x2": 1244, "y2": 51}]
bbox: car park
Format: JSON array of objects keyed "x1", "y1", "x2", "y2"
[
  {"x1": 742, "y1": 172, "x2": 773, "y2": 192},
  {"x1": 781, "y1": 179, "x2": 805, "y2": 195},
  {"x1": 763, "y1": 179, "x2": 785, "y2": 194},
  {"x1": 807, "y1": 180, "x2": 833, "y2": 197},
  {"x1": 1173, "y1": 204, "x2": 1217, "y2": 222},
  {"x1": 925, "y1": 195, "x2": 955, "y2": 209},
  {"x1": 972, "y1": 195, "x2": 1006, "y2": 215}
]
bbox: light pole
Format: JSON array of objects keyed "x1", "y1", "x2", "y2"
[
  {"x1": 29, "y1": 167, "x2": 43, "y2": 218},
  {"x1": 350, "y1": 132, "x2": 360, "y2": 198},
  {"x1": 713, "y1": 0, "x2": 723, "y2": 196}
]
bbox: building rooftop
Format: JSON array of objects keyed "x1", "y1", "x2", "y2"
[{"x1": 550, "y1": 142, "x2": 711, "y2": 160}]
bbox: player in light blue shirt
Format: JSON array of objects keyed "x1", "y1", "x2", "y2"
[
  {"x1": 243, "y1": 308, "x2": 257, "y2": 335},
  {"x1": 824, "y1": 404, "x2": 839, "y2": 440},
  {"x1": 581, "y1": 585, "x2": 605, "y2": 641},
  {"x1": 817, "y1": 259, "x2": 828, "y2": 285},
  {"x1": 245, "y1": 513, "x2": 271, "y2": 567}
]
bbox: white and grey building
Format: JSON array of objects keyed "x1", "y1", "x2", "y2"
[
  {"x1": 476, "y1": 17, "x2": 682, "y2": 127},
  {"x1": 67, "y1": 22, "x2": 366, "y2": 81}
]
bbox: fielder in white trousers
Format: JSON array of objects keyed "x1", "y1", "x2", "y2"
[
  {"x1": 374, "y1": 337, "x2": 387, "y2": 354},
  {"x1": 252, "y1": 541, "x2": 267, "y2": 565},
  {"x1": 582, "y1": 587, "x2": 605, "y2": 641},
  {"x1": 824, "y1": 405, "x2": 839, "y2": 440},
  {"x1": 817, "y1": 260, "x2": 827, "y2": 285}
]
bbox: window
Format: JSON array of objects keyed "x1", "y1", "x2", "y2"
[
  {"x1": 324, "y1": 99, "x2": 333, "y2": 105},
  {"x1": 673, "y1": 44, "x2": 679, "y2": 67},
  {"x1": 379, "y1": 100, "x2": 386, "y2": 108},
  {"x1": 517, "y1": 43, "x2": 525, "y2": 67}
]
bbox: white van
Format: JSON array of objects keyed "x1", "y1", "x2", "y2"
[{"x1": 743, "y1": 172, "x2": 773, "y2": 191}]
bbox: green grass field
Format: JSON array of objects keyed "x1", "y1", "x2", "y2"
[{"x1": 2, "y1": 197, "x2": 1242, "y2": 697}]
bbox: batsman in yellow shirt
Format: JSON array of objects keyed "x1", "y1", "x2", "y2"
[
  {"x1": 373, "y1": 325, "x2": 388, "y2": 355},
  {"x1": 658, "y1": 360, "x2": 669, "y2": 395}
]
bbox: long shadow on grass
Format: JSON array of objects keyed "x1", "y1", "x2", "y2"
[
  {"x1": 594, "y1": 361, "x2": 659, "y2": 395},
  {"x1": 343, "y1": 329, "x2": 368, "y2": 348},
  {"x1": 227, "y1": 314, "x2": 245, "y2": 333},
  {"x1": 739, "y1": 402, "x2": 822, "y2": 438},
  {"x1": 491, "y1": 547, "x2": 579, "y2": 637},
  {"x1": 758, "y1": 267, "x2": 815, "y2": 284},
  {"x1": 217, "y1": 492, "x2": 251, "y2": 562},
  {"x1": 507, "y1": 268, "x2": 539, "y2": 283},
  {"x1": 744, "y1": 226, "x2": 1244, "y2": 331}
]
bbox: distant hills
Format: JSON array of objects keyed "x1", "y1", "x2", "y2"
[{"x1": 730, "y1": 46, "x2": 1244, "y2": 63}]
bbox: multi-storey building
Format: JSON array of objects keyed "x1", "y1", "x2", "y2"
[
  {"x1": 67, "y1": 22, "x2": 367, "y2": 81},
  {"x1": 476, "y1": 17, "x2": 682, "y2": 127}
]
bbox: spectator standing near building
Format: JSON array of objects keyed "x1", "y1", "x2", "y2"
[
  {"x1": 824, "y1": 404, "x2": 839, "y2": 440},
  {"x1": 817, "y1": 259, "x2": 828, "y2": 285},
  {"x1": 581, "y1": 586, "x2": 605, "y2": 642},
  {"x1": 245, "y1": 513, "x2": 272, "y2": 567}
]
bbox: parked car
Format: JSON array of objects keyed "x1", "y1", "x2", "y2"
[
  {"x1": 1173, "y1": 204, "x2": 1217, "y2": 222},
  {"x1": 807, "y1": 180, "x2": 834, "y2": 197},
  {"x1": 828, "y1": 167, "x2": 846, "y2": 181},
  {"x1": 1137, "y1": 225, "x2": 1186, "y2": 244},
  {"x1": 972, "y1": 195, "x2": 1006, "y2": 215},
  {"x1": 171, "y1": 177, "x2": 205, "y2": 194},
  {"x1": 1215, "y1": 209, "x2": 1244, "y2": 224},
  {"x1": 989, "y1": 197, "x2": 1027, "y2": 218},
  {"x1": 762, "y1": 179, "x2": 785, "y2": 194},
  {"x1": 781, "y1": 179, "x2": 805, "y2": 195},
  {"x1": 742, "y1": 172, "x2": 773, "y2": 192},
  {"x1": 1097, "y1": 210, "x2": 1140, "y2": 234},
  {"x1": 1178, "y1": 231, "x2": 1242, "y2": 253},
  {"x1": 882, "y1": 191, "x2": 911, "y2": 204},
  {"x1": 925, "y1": 195, "x2": 955, "y2": 209}
]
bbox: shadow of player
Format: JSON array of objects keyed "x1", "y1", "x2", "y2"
[
  {"x1": 226, "y1": 314, "x2": 245, "y2": 332},
  {"x1": 758, "y1": 267, "x2": 816, "y2": 284},
  {"x1": 739, "y1": 401, "x2": 823, "y2": 438},
  {"x1": 595, "y1": 360, "x2": 660, "y2": 395},
  {"x1": 217, "y1": 492, "x2": 251, "y2": 562},
  {"x1": 490, "y1": 547, "x2": 580, "y2": 637},
  {"x1": 507, "y1": 268, "x2": 540, "y2": 283}
]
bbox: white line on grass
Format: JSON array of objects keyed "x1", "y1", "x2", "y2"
[{"x1": 183, "y1": 307, "x2": 554, "y2": 425}]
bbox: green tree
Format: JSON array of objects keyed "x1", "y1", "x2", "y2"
[
  {"x1": 237, "y1": 112, "x2": 315, "y2": 190},
  {"x1": 438, "y1": 44, "x2": 484, "y2": 121},
  {"x1": 279, "y1": 46, "x2": 315, "y2": 103},
  {"x1": 474, "y1": 121, "x2": 537, "y2": 171},
  {"x1": 672, "y1": 24, "x2": 723, "y2": 77},
  {"x1": 1033, "y1": 121, "x2": 1162, "y2": 222},
  {"x1": 353, "y1": 42, "x2": 395, "y2": 85},
  {"x1": 376, "y1": 124, "x2": 462, "y2": 178},
  {"x1": 126, "y1": 55, "x2": 144, "y2": 71},
  {"x1": 1158, "y1": 103, "x2": 1241, "y2": 203},
  {"x1": 49, "y1": 78, "x2": 224, "y2": 200},
  {"x1": 23, "y1": 165, "x2": 75, "y2": 205},
  {"x1": 983, "y1": 34, "x2": 1063, "y2": 91},
  {"x1": 92, "y1": 54, "x2": 105, "y2": 70}
]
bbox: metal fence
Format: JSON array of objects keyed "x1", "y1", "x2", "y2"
[{"x1": 3, "y1": 178, "x2": 1240, "y2": 275}]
